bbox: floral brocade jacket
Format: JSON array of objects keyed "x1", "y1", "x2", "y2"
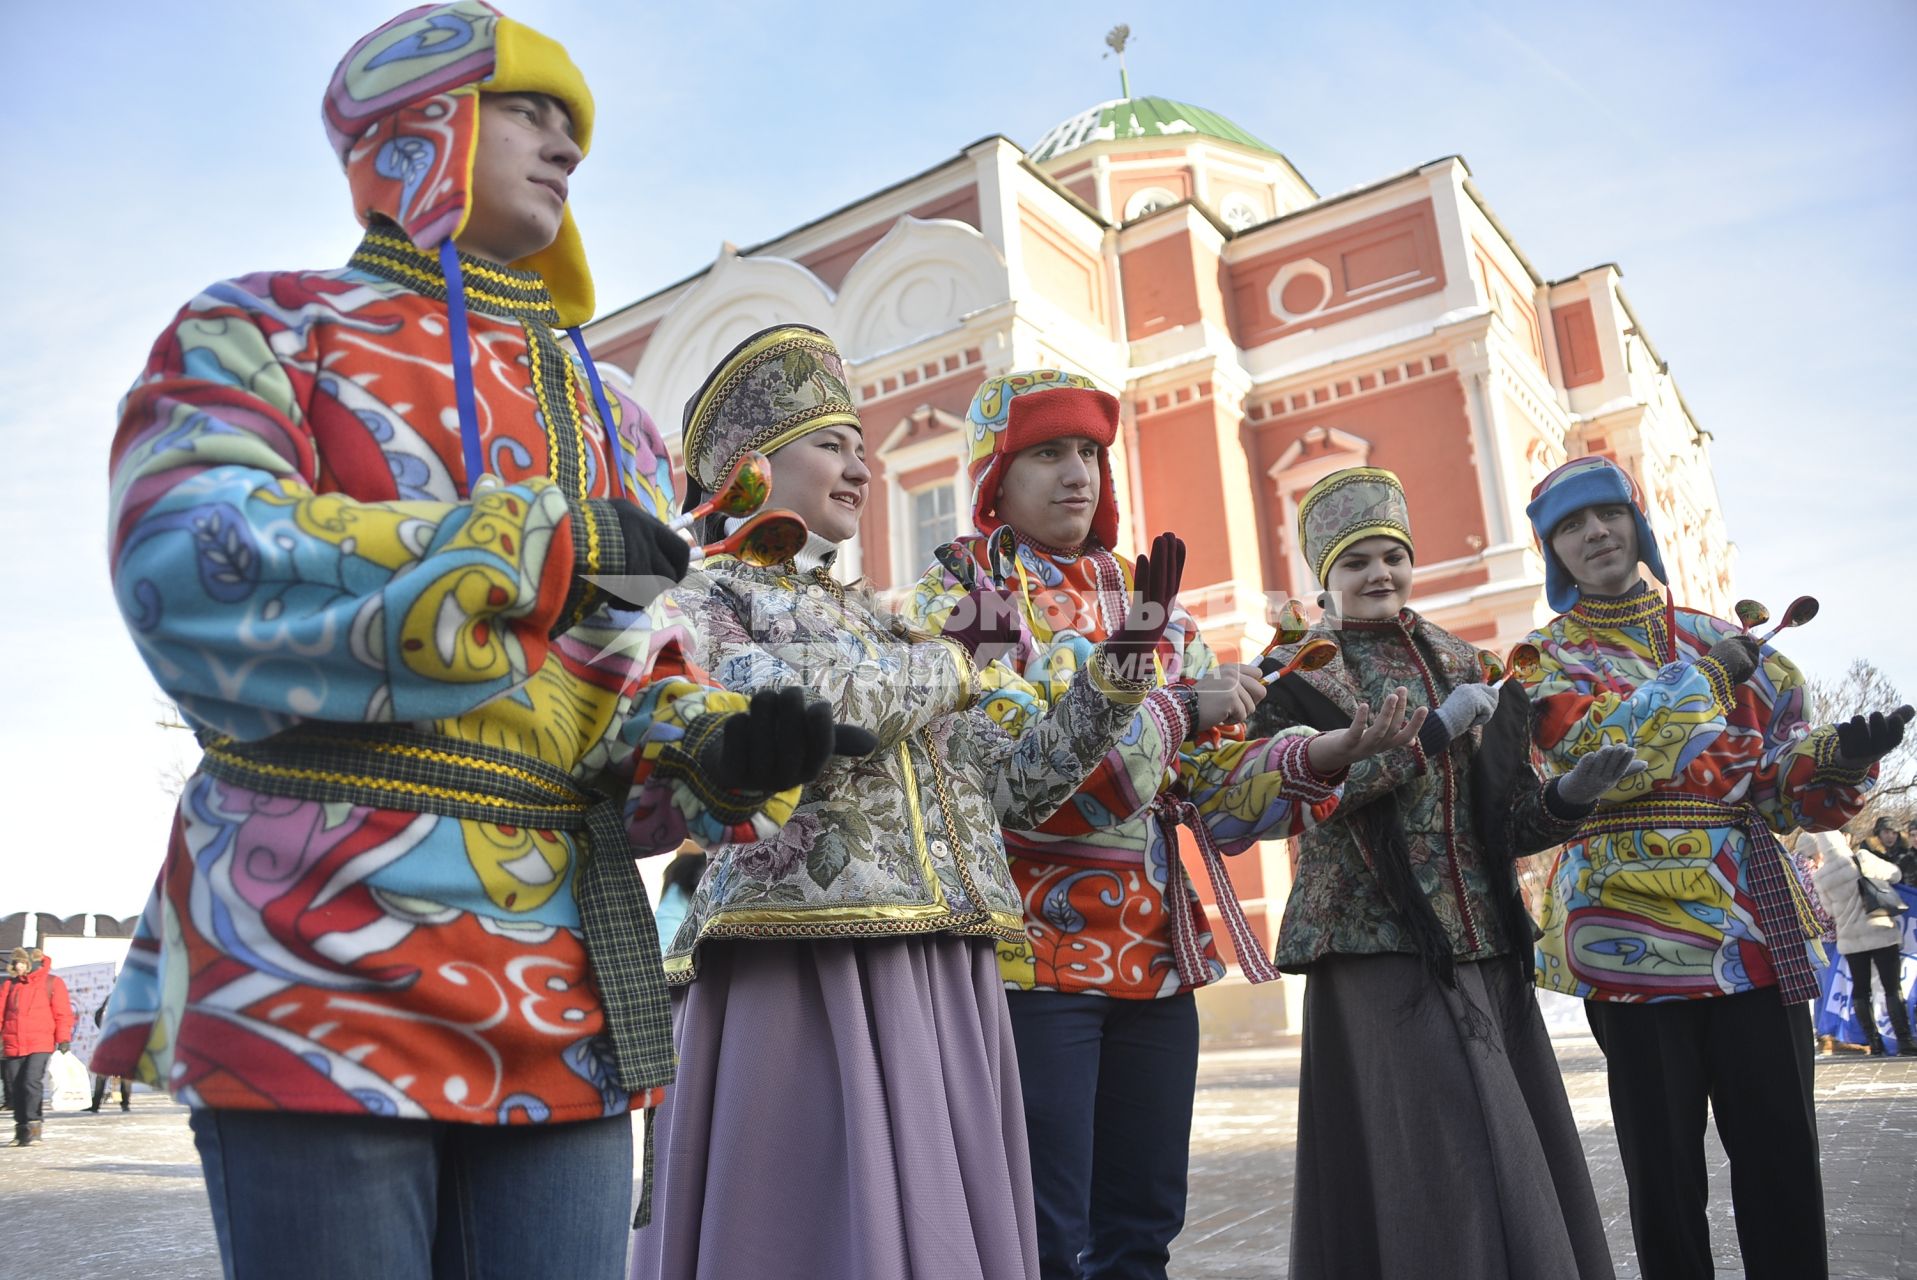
[
  {"x1": 660, "y1": 557, "x2": 1153, "y2": 981},
  {"x1": 1521, "y1": 587, "x2": 1875, "y2": 1002},
  {"x1": 98, "y1": 230, "x2": 790, "y2": 1126},
  {"x1": 1247, "y1": 612, "x2": 1581, "y2": 971},
  {"x1": 904, "y1": 535, "x2": 1340, "y2": 999}
]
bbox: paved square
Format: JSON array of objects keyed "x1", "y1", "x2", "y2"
[{"x1": 4, "y1": 1033, "x2": 1911, "y2": 1278}]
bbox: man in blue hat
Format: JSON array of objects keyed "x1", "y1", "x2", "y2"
[{"x1": 1517, "y1": 455, "x2": 1910, "y2": 1280}]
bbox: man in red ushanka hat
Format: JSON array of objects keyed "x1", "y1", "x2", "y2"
[
  {"x1": 904, "y1": 369, "x2": 1417, "y2": 1277},
  {"x1": 97, "y1": 5, "x2": 862, "y2": 1273}
]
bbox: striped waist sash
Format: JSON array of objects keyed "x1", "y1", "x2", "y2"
[
  {"x1": 1578, "y1": 793, "x2": 1823, "y2": 1003},
  {"x1": 1155, "y1": 797, "x2": 1281, "y2": 989},
  {"x1": 198, "y1": 723, "x2": 675, "y2": 1092}
]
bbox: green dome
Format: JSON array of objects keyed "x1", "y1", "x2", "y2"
[{"x1": 1027, "y1": 96, "x2": 1278, "y2": 164}]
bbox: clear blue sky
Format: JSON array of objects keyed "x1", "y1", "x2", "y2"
[{"x1": 3, "y1": 1, "x2": 1912, "y2": 915}]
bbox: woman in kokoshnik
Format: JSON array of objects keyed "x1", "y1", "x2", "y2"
[
  {"x1": 1246, "y1": 467, "x2": 1643, "y2": 1280},
  {"x1": 901, "y1": 369, "x2": 1422, "y2": 1279},
  {"x1": 630, "y1": 326, "x2": 1191, "y2": 1280}
]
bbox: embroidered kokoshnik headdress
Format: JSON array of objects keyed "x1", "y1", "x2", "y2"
[{"x1": 1295, "y1": 467, "x2": 1414, "y2": 587}]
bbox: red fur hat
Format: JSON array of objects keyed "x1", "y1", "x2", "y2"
[{"x1": 964, "y1": 374, "x2": 1121, "y2": 550}]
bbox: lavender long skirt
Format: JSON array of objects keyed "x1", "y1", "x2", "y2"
[
  {"x1": 629, "y1": 936, "x2": 1039, "y2": 1280},
  {"x1": 1289, "y1": 953, "x2": 1615, "y2": 1280}
]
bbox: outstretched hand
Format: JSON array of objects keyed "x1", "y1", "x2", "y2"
[
  {"x1": 1305, "y1": 686, "x2": 1427, "y2": 775},
  {"x1": 700, "y1": 688, "x2": 878, "y2": 794},
  {"x1": 1105, "y1": 533, "x2": 1187, "y2": 682},
  {"x1": 1836, "y1": 705, "x2": 1914, "y2": 767},
  {"x1": 1555, "y1": 743, "x2": 1649, "y2": 807}
]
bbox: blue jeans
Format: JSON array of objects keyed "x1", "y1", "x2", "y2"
[
  {"x1": 190, "y1": 1108, "x2": 633, "y2": 1280},
  {"x1": 1008, "y1": 989, "x2": 1199, "y2": 1280}
]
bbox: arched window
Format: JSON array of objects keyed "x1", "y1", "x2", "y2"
[
  {"x1": 1219, "y1": 193, "x2": 1262, "y2": 231},
  {"x1": 1266, "y1": 426, "x2": 1375, "y2": 598},
  {"x1": 1124, "y1": 187, "x2": 1180, "y2": 221}
]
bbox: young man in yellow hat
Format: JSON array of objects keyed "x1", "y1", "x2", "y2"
[{"x1": 97, "y1": 5, "x2": 862, "y2": 1273}]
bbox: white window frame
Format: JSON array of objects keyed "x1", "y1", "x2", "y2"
[
  {"x1": 1124, "y1": 186, "x2": 1181, "y2": 221},
  {"x1": 1219, "y1": 192, "x2": 1262, "y2": 231},
  {"x1": 908, "y1": 483, "x2": 959, "y2": 579},
  {"x1": 877, "y1": 404, "x2": 972, "y2": 587}
]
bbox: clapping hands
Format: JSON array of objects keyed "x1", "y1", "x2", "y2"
[
  {"x1": 1104, "y1": 533, "x2": 1187, "y2": 683},
  {"x1": 938, "y1": 587, "x2": 1024, "y2": 668}
]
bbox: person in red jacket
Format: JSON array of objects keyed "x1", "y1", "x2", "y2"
[{"x1": 4, "y1": 947, "x2": 75, "y2": 1146}]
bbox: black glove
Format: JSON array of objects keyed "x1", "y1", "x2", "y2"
[
  {"x1": 700, "y1": 688, "x2": 879, "y2": 793},
  {"x1": 1705, "y1": 634, "x2": 1761, "y2": 687},
  {"x1": 1104, "y1": 533, "x2": 1187, "y2": 682},
  {"x1": 594, "y1": 498, "x2": 693, "y2": 609},
  {"x1": 939, "y1": 588, "x2": 1022, "y2": 667},
  {"x1": 56, "y1": 1042, "x2": 70, "y2": 1054},
  {"x1": 1836, "y1": 705, "x2": 1914, "y2": 767}
]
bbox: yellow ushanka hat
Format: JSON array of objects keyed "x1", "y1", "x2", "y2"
[{"x1": 322, "y1": 1, "x2": 598, "y2": 325}]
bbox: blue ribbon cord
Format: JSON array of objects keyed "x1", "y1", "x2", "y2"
[
  {"x1": 437, "y1": 241, "x2": 485, "y2": 494},
  {"x1": 569, "y1": 326, "x2": 631, "y2": 502}
]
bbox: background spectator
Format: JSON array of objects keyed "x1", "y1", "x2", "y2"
[
  {"x1": 86, "y1": 1002, "x2": 130, "y2": 1113},
  {"x1": 1812, "y1": 831, "x2": 1912, "y2": 1055},
  {"x1": 3, "y1": 946, "x2": 75, "y2": 1145},
  {"x1": 1863, "y1": 815, "x2": 1917, "y2": 884},
  {"x1": 653, "y1": 849, "x2": 707, "y2": 956}
]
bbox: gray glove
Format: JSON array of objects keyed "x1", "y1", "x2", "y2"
[
  {"x1": 1554, "y1": 743, "x2": 1648, "y2": 807},
  {"x1": 1433, "y1": 683, "x2": 1500, "y2": 738}
]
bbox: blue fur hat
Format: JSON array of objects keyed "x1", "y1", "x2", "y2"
[{"x1": 1525, "y1": 456, "x2": 1668, "y2": 613}]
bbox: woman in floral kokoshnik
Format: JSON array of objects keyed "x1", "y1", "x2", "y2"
[
  {"x1": 1246, "y1": 467, "x2": 1644, "y2": 1280},
  {"x1": 632, "y1": 328, "x2": 1190, "y2": 1280},
  {"x1": 1520, "y1": 455, "x2": 1909, "y2": 1280},
  {"x1": 97, "y1": 6, "x2": 855, "y2": 1276},
  {"x1": 903, "y1": 370, "x2": 1420, "y2": 1279}
]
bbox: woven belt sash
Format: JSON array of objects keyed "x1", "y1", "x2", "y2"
[
  {"x1": 1576, "y1": 793, "x2": 1823, "y2": 1003},
  {"x1": 197, "y1": 723, "x2": 676, "y2": 1092},
  {"x1": 1154, "y1": 798, "x2": 1281, "y2": 989}
]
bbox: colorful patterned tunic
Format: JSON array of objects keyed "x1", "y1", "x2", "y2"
[
  {"x1": 1521, "y1": 587, "x2": 1875, "y2": 1002},
  {"x1": 1248, "y1": 613, "x2": 1580, "y2": 970},
  {"x1": 905, "y1": 535, "x2": 1341, "y2": 999},
  {"x1": 97, "y1": 229, "x2": 790, "y2": 1124}
]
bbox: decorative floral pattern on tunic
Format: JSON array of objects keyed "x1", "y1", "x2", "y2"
[
  {"x1": 905, "y1": 535, "x2": 1339, "y2": 999},
  {"x1": 661, "y1": 558, "x2": 1152, "y2": 981}
]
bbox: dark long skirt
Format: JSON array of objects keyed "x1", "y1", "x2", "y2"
[
  {"x1": 1289, "y1": 952, "x2": 1614, "y2": 1280},
  {"x1": 629, "y1": 935, "x2": 1039, "y2": 1280}
]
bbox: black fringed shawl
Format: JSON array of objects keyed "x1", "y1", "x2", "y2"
[{"x1": 1261, "y1": 622, "x2": 1545, "y2": 992}]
